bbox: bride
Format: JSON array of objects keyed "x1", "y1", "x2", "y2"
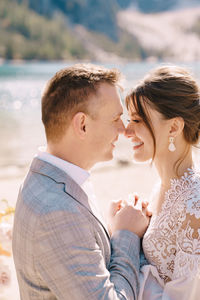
[{"x1": 125, "y1": 65, "x2": 200, "y2": 299}]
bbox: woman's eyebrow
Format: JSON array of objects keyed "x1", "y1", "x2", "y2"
[{"x1": 130, "y1": 112, "x2": 139, "y2": 117}]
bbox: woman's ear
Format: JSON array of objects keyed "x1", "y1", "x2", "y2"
[
  {"x1": 169, "y1": 117, "x2": 184, "y2": 137},
  {"x1": 72, "y1": 112, "x2": 87, "y2": 139}
]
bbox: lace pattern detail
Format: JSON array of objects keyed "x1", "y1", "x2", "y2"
[
  {"x1": 173, "y1": 250, "x2": 200, "y2": 279},
  {"x1": 186, "y1": 194, "x2": 200, "y2": 219},
  {"x1": 143, "y1": 168, "x2": 200, "y2": 283}
]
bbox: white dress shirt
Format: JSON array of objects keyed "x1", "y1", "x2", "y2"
[{"x1": 36, "y1": 147, "x2": 90, "y2": 187}]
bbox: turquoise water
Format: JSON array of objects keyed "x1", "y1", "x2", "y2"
[{"x1": 0, "y1": 61, "x2": 200, "y2": 170}]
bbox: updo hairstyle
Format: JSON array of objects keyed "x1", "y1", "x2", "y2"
[{"x1": 125, "y1": 66, "x2": 200, "y2": 159}]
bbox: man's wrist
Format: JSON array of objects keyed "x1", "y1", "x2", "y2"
[{"x1": 111, "y1": 229, "x2": 140, "y2": 257}]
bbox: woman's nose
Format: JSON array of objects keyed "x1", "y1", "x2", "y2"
[{"x1": 124, "y1": 123, "x2": 134, "y2": 138}]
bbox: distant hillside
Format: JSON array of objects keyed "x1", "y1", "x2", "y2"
[
  {"x1": 134, "y1": 0, "x2": 200, "y2": 13},
  {"x1": 0, "y1": 0, "x2": 90, "y2": 60},
  {"x1": 118, "y1": 7, "x2": 200, "y2": 61},
  {"x1": 0, "y1": 0, "x2": 146, "y2": 61},
  {"x1": 17, "y1": 0, "x2": 121, "y2": 40},
  {"x1": 2, "y1": 0, "x2": 200, "y2": 62},
  {"x1": 16, "y1": 0, "x2": 200, "y2": 41}
]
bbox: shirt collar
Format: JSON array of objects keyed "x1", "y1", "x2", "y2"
[{"x1": 36, "y1": 146, "x2": 90, "y2": 186}]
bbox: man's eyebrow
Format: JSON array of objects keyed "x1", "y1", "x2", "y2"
[{"x1": 113, "y1": 111, "x2": 123, "y2": 117}]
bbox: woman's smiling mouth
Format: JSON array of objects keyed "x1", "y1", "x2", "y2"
[{"x1": 132, "y1": 141, "x2": 144, "y2": 150}]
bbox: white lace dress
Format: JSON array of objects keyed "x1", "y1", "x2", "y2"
[{"x1": 139, "y1": 168, "x2": 200, "y2": 300}]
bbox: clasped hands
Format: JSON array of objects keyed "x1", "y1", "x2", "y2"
[{"x1": 107, "y1": 194, "x2": 152, "y2": 238}]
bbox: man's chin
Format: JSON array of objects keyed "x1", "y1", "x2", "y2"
[
  {"x1": 101, "y1": 152, "x2": 114, "y2": 163},
  {"x1": 93, "y1": 151, "x2": 114, "y2": 166},
  {"x1": 105, "y1": 152, "x2": 114, "y2": 161}
]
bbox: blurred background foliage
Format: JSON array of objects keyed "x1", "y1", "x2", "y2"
[
  {"x1": 1, "y1": 0, "x2": 200, "y2": 61},
  {"x1": 0, "y1": 0, "x2": 90, "y2": 60}
]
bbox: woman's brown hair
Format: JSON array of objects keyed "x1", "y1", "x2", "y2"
[{"x1": 126, "y1": 66, "x2": 200, "y2": 167}]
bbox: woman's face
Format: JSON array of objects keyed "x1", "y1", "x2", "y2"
[{"x1": 125, "y1": 101, "x2": 171, "y2": 163}]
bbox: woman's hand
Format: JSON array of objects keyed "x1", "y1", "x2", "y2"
[{"x1": 107, "y1": 195, "x2": 152, "y2": 237}]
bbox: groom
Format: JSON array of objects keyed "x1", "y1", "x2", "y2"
[{"x1": 12, "y1": 64, "x2": 150, "y2": 300}]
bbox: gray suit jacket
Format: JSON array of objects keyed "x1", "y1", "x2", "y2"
[{"x1": 12, "y1": 158, "x2": 140, "y2": 299}]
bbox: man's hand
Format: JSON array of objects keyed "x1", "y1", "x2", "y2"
[{"x1": 107, "y1": 197, "x2": 151, "y2": 238}]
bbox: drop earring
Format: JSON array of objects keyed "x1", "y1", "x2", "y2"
[{"x1": 168, "y1": 137, "x2": 176, "y2": 152}]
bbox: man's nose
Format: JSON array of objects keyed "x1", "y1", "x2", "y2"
[{"x1": 118, "y1": 120, "x2": 125, "y2": 134}]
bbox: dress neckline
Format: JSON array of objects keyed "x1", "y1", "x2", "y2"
[{"x1": 152, "y1": 167, "x2": 198, "y2": 219}]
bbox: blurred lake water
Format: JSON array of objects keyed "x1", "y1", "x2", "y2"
[{"x1": 1, "y1": 61, "x2": 200, "y2": 178}]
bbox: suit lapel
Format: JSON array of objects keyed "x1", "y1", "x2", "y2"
[
  {"x1": 30, "y1": 157, "x2": 110, "y2": 239},
  {"x1": 64, "y1": 184, "x2": 110, "y2": 240}
]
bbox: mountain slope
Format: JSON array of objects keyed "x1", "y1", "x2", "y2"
[
  {"x1": 0, "y1": 0, "x2": 145, "y2": 61},
  {"x1": 0, "y1": 0, "x2": 90, "y2": 60},
  {"x1": 134, "y1": 0, "x2": 200, "y2": 13},
  {"x1": 118, "y1": 7, "x2": 200, "y2": 61},
  {"x1": 2, "y1": 0, "x2": 200, "y2": 62},
  {"x1": 18, "y1": 0, "x2": 120, "y2": 40}
]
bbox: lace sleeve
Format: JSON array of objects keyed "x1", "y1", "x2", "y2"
[{"x1": 173, "y1": 192, "x2": 200, "y2": 280}]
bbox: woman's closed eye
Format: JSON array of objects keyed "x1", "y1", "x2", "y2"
[{"x1": 127, "y1": 118, "x2": 140, "y2": 123}]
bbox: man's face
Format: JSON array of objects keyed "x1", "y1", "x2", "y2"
[{"x1": 86, "y1": 83, "x2": 125, "y2": 167}]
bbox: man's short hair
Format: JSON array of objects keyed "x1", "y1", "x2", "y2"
[{"x1": 42, "y1": 63, "x2": 121, "y2": 142}]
